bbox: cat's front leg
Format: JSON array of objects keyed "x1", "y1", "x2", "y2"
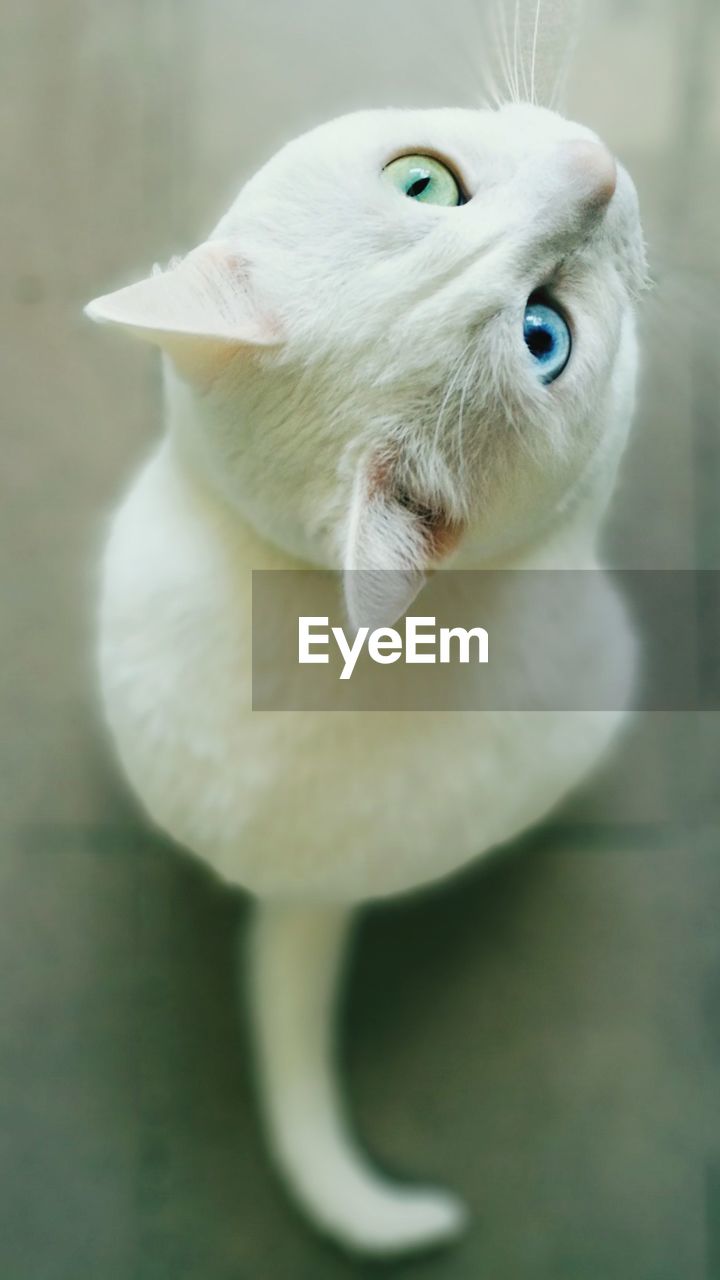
[{"x1": 247, "y1": 899, "x2": 467, "y2": 1256}]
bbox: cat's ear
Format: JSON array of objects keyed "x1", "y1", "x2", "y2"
[
  {"x1": 85, "y1": 240, "x2": 280, "y2": 380},
  {"x1": 343, "y1": 452, "x2": 463, "y2": 630}
]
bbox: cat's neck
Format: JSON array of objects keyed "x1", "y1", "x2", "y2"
[{"x1": 163, "y1": 428, "x2": 612, "y2": 575}]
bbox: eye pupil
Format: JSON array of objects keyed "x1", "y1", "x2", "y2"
[
  {"x1": 383, "y1": 154, "x2": 463, "y2": 207},
  {"x1": 523, "y1": 299, "x2": 571, "y2": 384},
  {"x1": 525, "y1": 327, "x2": 554, "y2": 358}
]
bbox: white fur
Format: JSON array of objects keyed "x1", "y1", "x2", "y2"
[{"x1": 88, "y1": 103, "x2": 645, "y2": 1255}]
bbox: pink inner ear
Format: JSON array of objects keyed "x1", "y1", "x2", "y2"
[
  {"x1": 343, "y1": 452, "x2": 465, "y2": 630},
  {"x1": 85, "y1": 237, "x2": 281, "y2": 383},
  {"x1": 392, "y1": 487, "x2": 464, "y2": 565},
  {"x1": 366, "y1": 454, "x2": 463, "y2": 565},
  {"x1": 190, "y1": 242, "x2": 280, "y2": 344}
]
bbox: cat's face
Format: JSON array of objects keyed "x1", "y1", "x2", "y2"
[{"x1": 88, "y1": 105, "x2": 646, "y2": 618}]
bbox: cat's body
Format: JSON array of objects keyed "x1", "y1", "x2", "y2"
[
  {"x1": 88, "y1": 103, "x2": 646, "y2": 1254},
  {"x1": 101, "y1": 434, "x2": 633, "y2": 902}
]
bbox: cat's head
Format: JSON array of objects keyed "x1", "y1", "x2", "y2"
[{"x1": 87, "y1": 104, "x2": 646, "y2": 623}]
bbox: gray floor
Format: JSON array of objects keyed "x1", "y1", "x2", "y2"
[{"x1": 2, "y1": 1, "x2": 720, "y2": 1277}]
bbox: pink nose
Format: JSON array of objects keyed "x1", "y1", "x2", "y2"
[{"x1": 561, "y1": 139, "x2": 617, "y2": 208}]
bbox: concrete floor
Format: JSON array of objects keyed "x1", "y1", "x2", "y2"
[{"x1": 2, "y1": 1, "x2": 720, "y2": 1277}]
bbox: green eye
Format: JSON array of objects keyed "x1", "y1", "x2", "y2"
[{"x1": 382, "y1": 154, "x2": 464, "y2": 207}]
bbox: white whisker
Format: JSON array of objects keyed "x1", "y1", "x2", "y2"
[
  {"x1": 492, "y1": 4, "x2": 512, "y2": 104},
  {"x1": 530, "y1": 0, "x2": 542, "y2": 105},
  {"x1": 454, "y1": 344, "x2": 482, "y2": 473},
  {"x1": 507, "y1": 0, "x2": 517, "y2": 102},
  {"x1": 432, "y1": 335, "x2": 478, "y2": 458}
]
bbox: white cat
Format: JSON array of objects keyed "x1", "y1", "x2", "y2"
[{"x1": 86, "y1": 103, "x2": 646, "y2": 1255}]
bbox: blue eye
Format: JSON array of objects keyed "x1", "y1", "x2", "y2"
[{"x1": 523, "y1": 300, "x2": 571, "y2": 384}]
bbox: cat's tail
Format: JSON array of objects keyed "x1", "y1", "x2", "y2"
[{"x1": 247, "y1": 899, "x2": 468, "y2": 1256}]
